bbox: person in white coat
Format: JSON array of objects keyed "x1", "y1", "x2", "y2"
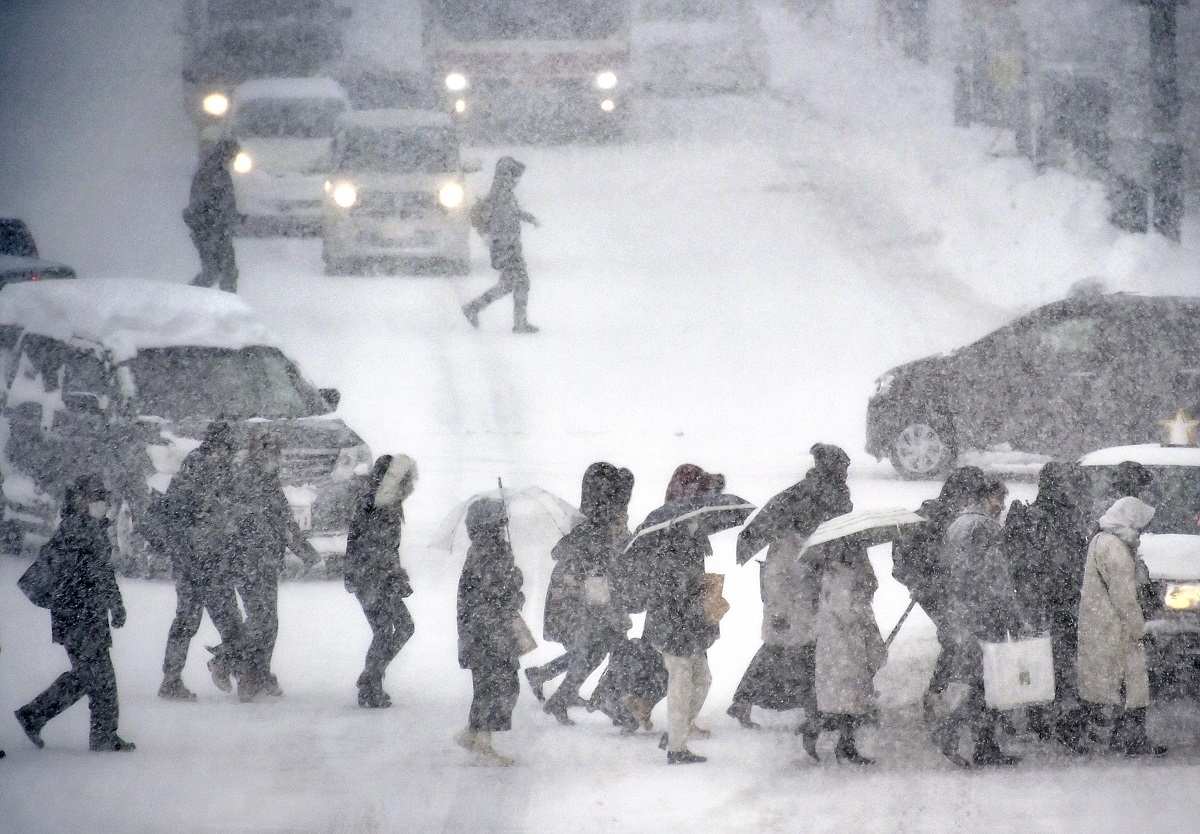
[{"x1": 1076, "y1": 496, "x2": 1166, "y2": 757}]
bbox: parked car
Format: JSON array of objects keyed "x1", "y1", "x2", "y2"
[
  {"x1": 321, "y1": 109, "x2": 477, "y2": 275},
  {"x1": 867, "y1": 290, "x2": 1200, "y2": 478},
  {"x1": 632, "y1": 0, "x2": 768, "y2": 95},
  {"x1": 0, "y1": 279, "x2": 370, "y2": 576},
  {"x1": 0, "y1": 218, "x2": 76, "y2": 287},
  {"x1": 1079, "y1": 442, "x2": 1200, "y2": 692},
  {"x1": 230, "y1": 77, "x2": 349, "y2": 236}
]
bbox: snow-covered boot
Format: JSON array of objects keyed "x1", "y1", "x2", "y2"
[
  {"x1": 833, "y1": 720, "x2": 874, "y2": 766},
  {"x1": 14, "y1": 707, "x2": 44, "y2": 749},
  {"x1": 206, "y1": 655, "x2": 232, "y2": 693},
  {"x1": 972, "y1": 727, "x2": 1020, "y2": 767},
  {"x1": 237, "y1": 673, "x2": 264, "y2": 704},
  {"x1": 472, "y1": 731, "x2": 514, "y2": 766},
  {"x1": 727, "y1": 701, "x2": 761, "y2": 730},
  {"x1": 667, "y1": 749, "x2": 707, "y2": 765},
  {"x1": 623, "y1": 695, "x2": 654, "y2": 731},
  {"x1": 454, "y1": 729, "x2": 478, "y2": 752},
  {"x1": 262, "y1": 673, "x2": 284, "y2": 697},
  {"x1": 1116, "y1": 708, "x2": 1167, "y2": 757},
  {"x1": 89, "y1": 735, "x2": 136, "y2": 752},
  {"x1": 158, "y1": 677, "x2": 197, "y2": 701},
  {"x1": 543, "y1": 698, "x2": 575, "y2": 726}
]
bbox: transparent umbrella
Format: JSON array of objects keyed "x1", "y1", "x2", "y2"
[{"x1": 429, "y1": 485, "x2": 584, "y2": 553}]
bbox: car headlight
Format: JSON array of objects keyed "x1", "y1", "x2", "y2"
[
  {"x1": 873, "y1": 373, "x2": 896, "y2": 397},
  {"x1": 453, "y1": 98, "x2": 467, "y2": 114},
  {"x1": 596, "y1": 70, "x2": 618, "y2": 91},
  {"x1": 438, "y1": 181, "x2": 465, "y2": 209},
  {"x1": 202, "y1": 92, "x2": 229, "y2": 117},
  {"x1": 331, "y1": 181, "x2": 358, "y2": 209},
  {"x1": 1164, "y1": 583, "x2": 1200, "y2": 612},
  {"x1": 332, "y1": 443, "x2": 373, "y2": 481},
  {"x1": 600, "y1": 98, "x2": 616, "y2": 113},
  {"x1": 233, "y1": 151, "x2": 253, "y2": 174},
  {"x1": 445, "y1": 72, "x2": 468, "y2": 92}
]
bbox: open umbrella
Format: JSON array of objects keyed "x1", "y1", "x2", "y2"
[
  {"x1": 623, "y1": 493, "x2": 758, "y2": 554},
  {"x1": 430, "y1": 485, "x2": 584, "y2": 553},
  {"x1": 797, "y1": 507, "x2": 926, "y2": 557}
]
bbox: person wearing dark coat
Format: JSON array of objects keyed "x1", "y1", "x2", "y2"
[
  {"x1": 727, "y1": 444, "x2": 851, "y2": 736},
  {"x1": 15, "y1": 475, "x2": 135, "y2": 752},
  {"x1": 461, "y1": 156, "x2": 540, "y2": 334},
  {"x1": 454, "y1": 497, "x2": 525, "y2": 766},
  {"x1": 528, "y1": 463, "x2": 635, "y2": 727},
  {"x1": 158, "y1": 420, "x2": 247, "y2": 701},
  {"x1": 184, "y1": 137, "x2": 242, "y2": 292},
  {"x1": 232, "y1": 433, "x2": 320, "y2": 703},
  {"x1": 344, "y1": 454, "x2": 418, "y2": 709}
]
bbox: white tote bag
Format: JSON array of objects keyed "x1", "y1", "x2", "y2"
[{"x1": 980, "y1": 634, "x2": 1055, "y2": 710}]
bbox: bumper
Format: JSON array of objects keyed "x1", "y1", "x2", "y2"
[
  {"x1": 235, "y1": 174, "x2": 326, "y2": 236},
  {"x1": 323, "y1": 212, "x2": 470, "y2": 264}
]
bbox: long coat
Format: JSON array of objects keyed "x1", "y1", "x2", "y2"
[
  {"x1": 814, "y1": 543, "x2": 885, "y2": 716},
  {"x1": 1077, "y1": 531, "x2": 1150, "y2": 708},
  {"x1": 184, "y1": 143, "x2": 239, "y2": 241},
  {"x1": 44, "y1": 513, "x2": 124, "y2": 651},
  {"x1": 160, "y1": 443, "x2": 241, "y2": 582},
  {"x1": 542, "y1": 519, "x2": 630, "y2": 645},
  {"x1": 457, "y1": 535, "x2": 525, "y2": 670},
  {"x1": 344, "y1": 496, "x2": 409, "y2": 604},
  {"x1": 760, "y1": 532, "x2": 819, "y2": 648},
  {"x1": 643, "y1": 528, "x2": 718, "y2": 657},
  {"x1": 942, "y1": 507, "x2": 1020, "y2": 644}
]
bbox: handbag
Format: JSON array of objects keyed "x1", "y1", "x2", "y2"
[
  {"x1": 700, "y1": 573, "x2": 731, "y2": 625},
  {"x1": 980, "y1": 634, "x2": 1055, "y2": 710},
  {"x1": 511, "y1": 614, "x2": 537, "y2": 656},
  {"x1": 18, "y1": 543, "x2": 56, "y2": 608}
]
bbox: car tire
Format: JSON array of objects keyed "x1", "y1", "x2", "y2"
[{"x1": 889, "y1": 419, "x2": 957, "y2": 479}]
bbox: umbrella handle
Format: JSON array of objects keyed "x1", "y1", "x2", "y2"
[{"x1": 883, "y1": 598, "x2": 917, "y2": 650}]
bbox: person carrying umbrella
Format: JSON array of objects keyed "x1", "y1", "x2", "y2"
[{"x1": 726, "y1": 444, "x2": 851, "y2": 737}]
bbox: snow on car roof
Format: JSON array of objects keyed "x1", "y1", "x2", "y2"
[
  {"x1": 234, "y1": 77, "x2": 348, "y2": 102},
  {"x1": 1140, "y1": 534, "x2": 1200, "y2": 581},
  {"x1": 0, "y1": 278, "x2": 277, "y2": 362},
  {"x1": 337, "y1": 108, "x2": 453, "y2": 131},
  {"x1": 1078, "y1": 444, "x2": 1200, "y2": 468}
]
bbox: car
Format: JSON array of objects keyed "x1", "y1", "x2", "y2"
[
  {"x1": 0, "y1": 279, "x2": 371, "y2": 576},
  {"x1": 632, "y1": 0, "x2": 769, "y2": 95},
  {"x1": 0, "y1": 218, "x2": 76, "y2": 287},
  {"x1": 321, "y1": 109, "x2": 478, "y2": 276},
  {"x1": 867, "y1": 289, "x2": 1200, "y2": 478},
  {"x1": 1079, "y1": 441, "x2": 1200, "y2": 692},
  {"x1": 229, "y1": 77, "x2": 349, "y2": 236}
]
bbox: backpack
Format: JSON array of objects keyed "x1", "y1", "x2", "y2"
[{"x1": 469, "y1": 196, "x2": 492, "y2": 237}]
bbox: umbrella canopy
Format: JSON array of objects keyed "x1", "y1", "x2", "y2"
[
  {"x1": 624, "y1": 493, "x2": 757, "y2": 553},
  {"x1": 797, "y1": 507, "x2": 926, "y2": 558},
  {"x1": 430, "y1": 486, "x2": 584, "y2": 552}
]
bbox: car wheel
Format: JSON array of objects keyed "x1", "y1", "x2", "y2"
[{"x1": 889, "y1": 420, "x2": 957, "y2": 479}]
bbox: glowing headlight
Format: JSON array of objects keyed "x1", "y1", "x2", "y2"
[
  {"x1": 445, "y1": 72, "x2": 468, "y2": 92},
  {"x1": 323, "y1": 180, "x2": 332, "y2": 193},
  {"x1": 873, "y1": 373, "x2": 896, "y2": 396},
  {"x1": 232, "y1": 151, "x2": 253, "y2": 174},
  {"x1": 600, "y1": 99, "x2": 615, "y2": 113},
  {"x1": 202, "y1": 92, "x2": 229, "y2": 117},
  {"x1": 332, "y1": 443, "x2": 373, "y2": 481},
  {"x1": 331, "y1": 181, "x2": 358, "y2": 209},
  {"x1": 438, "y1": 182, "x2": 465, "y2": 209},
  {"x1": 596, "y1": 70, "x2": 618, "y2": 91},
  {"x1": 454, "y1": 98, "x2": 467, "y2": 114},
  {"x1": 1165, "y1": 583, "x2": 1200, "y2": 611}
]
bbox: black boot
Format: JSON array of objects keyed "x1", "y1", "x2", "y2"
[
  {"x1": 798, "y1": 717, "x2": 820, "y2": 762},
  {"x1": 543, "y1": 697, "x2": 576, "y2": 726},
  {"x1": 1117, "y1": 708, "x2": 1167, "y2": 757},
  {"x1": 834, "y1": 722, "x2": 875, "y2": 766},
  {"x1": 524, "y1": 667, "x2": 547, "y2": 702},
  {"x1": 972, "y1": 727, "x2": 1020, "y2": 767},
  {"x1": 14, "y1": 708, "x2": 44, "y2": 750},
  {"x1": 89, "y1": 735, "x2": 136, "y2": 752},
  {"x1": 726, "y1": 701, "x2": 761, "y2": 730},
  {"x1": 667, "y1": 749, "x2": 707, "y2": 764},
  {"x1": 461, "y1": 304, "x2": 480, "y2": 328}
]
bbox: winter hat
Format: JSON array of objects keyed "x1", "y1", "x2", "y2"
[
  {"x1": 466, "y1": 497, "x2": 507, "y2": 539},
  {"x1": 1099, "y1": 496, "x2": 1155, "y2": 537},
  {"x1": 664, "y1": 464, "x2": 724, "y2": 503},
  {"x1": 495, "y1": 156, "x2": 525, "y2": 180},
  {"x1": 810, "y1": 443, "x2": 850, "y2": 474},
  {"x1": 375, "y1": 454, "x2": 417, "y2": 507},
  {"x1": 580, "y1": 462, "x2": 634, "y2": 521},
  {"x1": 1111, "y1": 461, "x2": 1154, "y2": 497}
]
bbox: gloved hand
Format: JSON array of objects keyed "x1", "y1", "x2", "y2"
[{"x1": 111, "y1": 605, "x2": 127, "y2": 629}]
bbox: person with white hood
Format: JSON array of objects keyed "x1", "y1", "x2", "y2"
[
  {"x1": 1076, "y1": 495, "x2": 1166, "y2": 757},
  {"x1": 344, "y1": 455, "x2": 419, "y2": 708}
]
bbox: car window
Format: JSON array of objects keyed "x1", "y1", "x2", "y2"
[
  {"x1": 1083, "y1": 465, "x2": 1200, "y2": 534},
  {"x1": 335, "y1": 127, "x2": 460, "y2": 173},
  {"x1": 235, "y1": 98, "x2": 345, "y2": 139}
]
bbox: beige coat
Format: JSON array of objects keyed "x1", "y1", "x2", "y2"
[
  {"x1": 760, "y1": 532, "x2": 819, "y2": 648},
  {"x1": 814, "y1": 545, "x2": 886, "y2": 716},
  {"x1": 1077, "y1": 498, "x2": 1154, "y2": 708}
]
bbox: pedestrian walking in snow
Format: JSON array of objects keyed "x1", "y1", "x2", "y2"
[
  {"x1": 461, "y1": 156, "x2": 540, "y2": 334},
  {"x1": 157, "y1": 421, "x2": 247, "y2": 701},
  {"x1": 727, "y1": 444, "x2": 851, "y2": 737},
  {"x1": 809, "y1": 535, "x2": 886, "y2": 765},
  {"x1": 15, "y1": 475, "x2": 135, "y2": 752},
  {"x1": 527, "y1": 463, "x2": 635, "y2": 728},
  {"x1": 184, "y1": 138, "x2": 242, "y2": 293},
  {"x1": 891, "y1": 466, "x2": 985, "y2": 722},
  {"x1": 232, "y1": 433, "x2": 320, "y2": 703},
  {"x1": 1076, "y1": 496, "x2": 1166, "y2": 757},
  {"x1": 344, "y1": 454, "x2": 418, "y2": 709},
  {"x1": 455, "y1": 497, "x2": 525, "y2": 766},
  {"x1": 933, "y1": 477, "x2": 1025, "y2": 767}
]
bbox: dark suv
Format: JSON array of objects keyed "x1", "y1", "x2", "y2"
[{"x1": 867, "y1": 291, "x2": 1200, "y2": 477}]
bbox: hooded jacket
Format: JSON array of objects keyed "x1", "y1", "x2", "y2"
[
  {"x1": 478, "y1": 156, "x2": 534, "y2": 258},
  {"x1": 942, "y1": 503, "x2": 1022, "y2": 644},
  {"x1": 185, "y1": 139, "x2": 240, "y2": 240},
  {"x1": 457, "y1": 498, "x2": 525, "y2": 669},
  {"x1": 345, "y1": 455, "x2": 413, "y2": 600}
]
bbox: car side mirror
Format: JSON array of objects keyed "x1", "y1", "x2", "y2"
[
  {"x1": 319, "y1": 388, "x2": 341, "y2": 410},
  {"x1": 63, "y1": 391, "x2": 105, "y2": 416},
  {"x1": 463, "y1": 158, "x2": 482, "y2": 174}
]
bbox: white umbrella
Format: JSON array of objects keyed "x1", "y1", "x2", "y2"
[
  {"x1": 798, "y1": 507, "x2": 926, "y2": 557},
  {"x1": 429, "y1": 485, "x2": 584, "y2": 553}
]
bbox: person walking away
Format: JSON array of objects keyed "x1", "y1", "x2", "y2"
[
  {"x1": 233, "y1": 433, "x2": 320, "y2": 702},
  {"x1": 810, "y1": 535, "x2": 886, "y2": 764},
  {"x1": 934, "y1": 477, "x2": 1024, "y2": 767},
  {"x1": 1076, "y1": 496, "x2": 1165, "y2": 757},
  {"x1": 15, "y1": 475, "x2": 135, "y2": 752},
  {"x1": 462, "y1": 156, "x2": 540, "y2": 334},
  {"x1": 454, "y1": 497, "x2": 525, "y2": 765},
  {"x1": 344, "y1": 454, "x2": 418, "y2": 708},
  {"x1": 892, "y1": 466, "x2": 986, "y2": 722},
  {"x1": 158, "y1": 420, "x2": 247, "y2": 700},
  {"x1": 728, "y1": 444, "x2": 852, "y2": 736},
  {"x1": 184, "y1": 138, "x2": 242, "y2": 292}
]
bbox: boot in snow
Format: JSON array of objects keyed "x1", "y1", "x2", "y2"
[
  {"x1": 933, "y1": 723, "x2": 970, "y2": 769},
  {"x1": 207, "y1": 655, "x2": 232, "y2": 693},
  {"x1": 1116, "y1": 708, "x2": 1167, "y2": 757},
  {"x1": 624, "y1": 695, "x2": 654, "y2": 731},
  {"x1": 454, "y1": 729, "x2": 478, "y2": 752},
  {"x1": 472, "y1": 731, "x2": 514, "y2": 766},
  {"x1": 834, "y1": 722, "x2": 874, "y2": 766},
  {"x1": 972, "y1": 727, "x2": 1020, "y2": 767},
  {"x1": 262, "y1": 673, "x2": 284, "y2": 697},
  {"x1": 14, "y1": 708, "x2": 44, "y2": 749},
  {"x1": 357, "y1": 673, "x2": 391, "y2": 708},
  {"x1": 513, "y1": 321, "x2": 539, "y2": 334},
  {"x1": 158, "y1": 677, "x2": 198, "y2": 701},
  {"x1": 90, "y1": 735, "x2": 136, "y2": 752},
  {"x1": 462, "y1": 304, "x2": 480, "y2": 329},
  {"x1": 543, "y1": 698, "x2": 575, "y2": 726},
  {"x1": 667, "y1": 749, "x2": 707, "y2": 765},
  {"x1": 237, "y1": 673, "x2": 264, "y2": 704},
  {"x1": 727, "y1": 702, "x2": 761, "y2": 730}
]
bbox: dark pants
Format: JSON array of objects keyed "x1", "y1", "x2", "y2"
[
  {"x1": 545, "y1": 627, "x2": 619, "y2": 710},
  {"x1": 733, "y1": 643, "x2": 817, "y2": 713},
  {"x1": 358, "y1": 592, "x2": 415, "y2": 685},
  {"x1": 190, "y1": 230, "x2": 239, "y2": 293},
  {"x1": 464, "y1": 251, "x2": 530, "y2": 326},
  {"x1": 529, "y1": 653, "x2": 571, "y2": 683},
  {"x1": 927, "y1": 616, "x2": 956, "y2": 696},
  {"x1": 22, "y1": 640, "x2": 118, "y2": 746},
  {"x1": 163, "y1": 575, "x2": 245, "y2": 679},
  {"x1": 468, "y1": 662, "x2": 520, "y2": 732},
  {"x1": 238, "y1": 570, "x2": 279, "y2": 681},
  {"x1": 938, "y1": 639, "x2": 1003, "y2": 752}
]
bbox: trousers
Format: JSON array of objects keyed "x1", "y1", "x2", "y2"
[
  {"x1": 358, "y1": 592, "x2": 415, "y2": 684},
  {"x1": 190, "y1": 230, "x2": 239, "y2": 293},
  {"x1": 465, "y1": 252, "x2": 530, "y2": 325},
  {"x1": 22, "y1": 640, "x2": 118, "y2": 745},
  {"x1": 163, "y1": 575, "x2": 245, "y2": 679},
  {"x1": 661, "y1": 652, "x2": 712, "y2": 753},
  {"x1": 238, "y1": 571, "x2": 279, "y2": 680},
  {"x1": 468, "y1": 662, "x2": 520, "y2": 732}
]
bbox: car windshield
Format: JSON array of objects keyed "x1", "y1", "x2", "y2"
[
  {"x1": 196, "y1": 26, "x2": 340, "y2": 79},
  {"x1": 127, "y1": 346, "x2": 328, "y2": 419},
  {"x1": 206, "y1": 0, "x2": 331, "y2": 24},
  {"x1": 0, "y1": 219, "x2": 37, "y2": 258},
  {"x1": 235, "y1": 98, "x2": 344, "y2": 138},
  {"x1": 1083, "y1": 465, "x2": 1200, "y2": 535},
  {"x1": 335, "y1": 127, "x2": 459, "y2": 172},
  {"x1": 433, "y1": 0, "x2": 627, "y2": 40},
  {"x1": 640, "y1": 0, "x2": 728, "y2": 22}
]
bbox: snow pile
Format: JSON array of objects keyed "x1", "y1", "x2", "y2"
[
  {"x1": 1139, "y1": 533, "x2": 1200, "y2": 582},
  {"x1": 1079, "y1": 444, "x2": 1200, "y2": 468}
]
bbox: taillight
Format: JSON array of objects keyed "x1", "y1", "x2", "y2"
[{"x1": 30, "y1": 273, "x2": 40, "y2": 282}]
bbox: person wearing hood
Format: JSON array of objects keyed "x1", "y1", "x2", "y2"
[
  {"x1": 15, "y1": 475, "x2": 135, "y2": 752},
  {"x1": 184, "y1": 137, "x2": 242, "y2": 292},
  {"x1": 461, "y1": 156, "x2": 540, "y2": 334},
  {"x1": 345, "y1": 454, "x2": 419, "y2": 709},
  {"x1": 1076, "y1": 496, "x2": 1166, "y2": 756},
  {"x1": 454, "y1": 497, "x2": 525, "y2": 766},
  {"x1": 726, "y1": 444, "x2": 851, "y2": 736},
  {"x1": 528, "y1": 463, "x2": 635, "y2": 727}
]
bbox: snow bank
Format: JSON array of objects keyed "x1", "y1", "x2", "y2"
[{"x1": 1079, "y1": 444, "x2": 1200, "y2": 468}]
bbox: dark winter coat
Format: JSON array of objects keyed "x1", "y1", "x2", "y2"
[
  {"x1": 891, "y1": 497, "x2": 956, "y2": 613},
  {"x1": 478, "y1": 157, "x2": 534, "y2": 264},
  {"x1": 43, "y1": 512, "x2": 124, "y2": 651},
  {"x1": 184, "y1": 140, "x2": 240, "y2": 241},
  {"x1": 643, "y1": 528, "x2": 718, "y2": 657},
  {"x1": 542, "y1": 520, "x2": 631, "y2": 644},
  {"x1": 344, "y1": 464, "x2": 410, "y2": 604},
  {"x1": 736, "y1": 466, "x2": 852, "y2": 565},
  {"x1": 942, "y1": 505, "x2": 1022, "y2": 645},
  {"x1": 234, "y1": 467, "x2": 312, "y2": 579},
  {"x1": 160, "y1": 442, "x2": 241, "y2": 582},
  {"x1": 457, "y1": 530, "x2": 526, "y2": 670}
]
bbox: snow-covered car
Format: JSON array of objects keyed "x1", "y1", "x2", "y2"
[
  {"x1": 632, "y1": 0, "x2": 769, "y2": 95},
  {"x1": 0, "y1": 279, "x2": 370, "y2": 575},
  {"x1": 0, "y1": 218, "x2": 76, "y2": 287},
  {"x1": 867, "y1": 290, "x2": 1200, "y2": 478},
  {"x1": 1079, "y1": 442, "x2": 1200, "y2": 690},
  {"x1": 230, "y1": 78, "x2": 349, "y2": 236},
  {"x1": 321, "y1": 110, "x2": 477, "y2": 275}
]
